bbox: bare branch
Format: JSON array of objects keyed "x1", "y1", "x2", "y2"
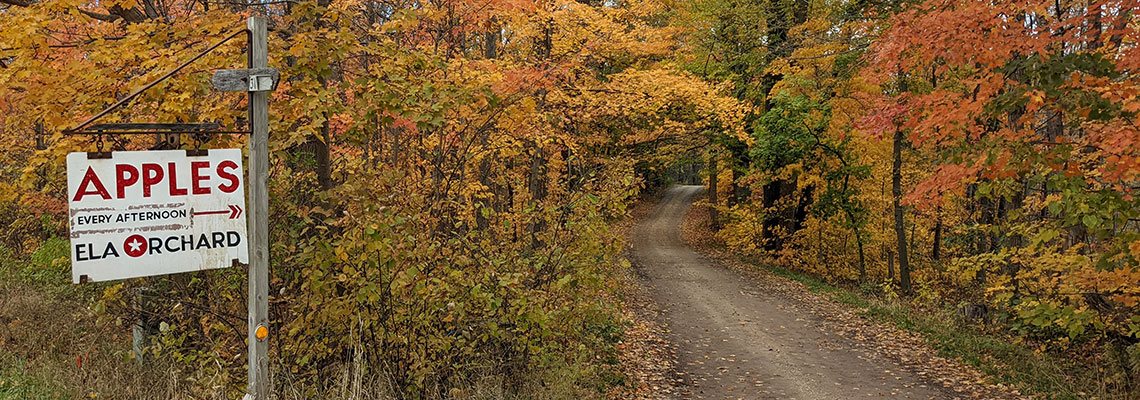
[
  {"x1": 78, "y1": 8, "x2": 121, "y2": 22},
  {"x1": 0, "y1": 0, "x2": 35, "y2": 7}
]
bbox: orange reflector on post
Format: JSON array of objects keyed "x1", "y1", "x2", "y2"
[{"x1": 255, "y1": 325, "x2": 268, "y2": 341}]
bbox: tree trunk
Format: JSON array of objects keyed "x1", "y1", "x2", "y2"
[
  {"x1": 909, "y1": 220, "x2": 917, "y2": 258},
  {"x1": 892, "y1": 126, "x2": 912, "y2": 294},
  {"x1": 845, "y1": 207, "x2": 866, "y2": 282},
  {"x1": 932, "y1": 207, "x2": 943, "y2": 260},
  {"x1": 760, "y1": 180, "x2": 782, "y2": 250},
  {"x1": 707, "y1": 153, "x2": 720, "y2": 230},
  {"x1": 475, "y1": 132, "x2": 493, "y2": 230},
  {"x1": 791, "y1": 184, "x2": 813, "y2": 234},
  {"x1": 731, "y1": 167, "x2": 746, "y2": 206},
  {"x1": 484, "y1": 17, "x2": 498, "y2": 59},
  {"x1": 301, "y1": 119, "x2": 332, "y2": 190},
  {"x1": 886, "y1": 247, "x2": 895, "y2": 283},
  {"x1": 292, "y1": 0, "x2": 334, "y2": 191},
  {"x1": 527, "y1": 144, "x2": 548, "y2": 245},
  {"x1": 34, "y1": 122, "x2": 47, "y2": 150}
]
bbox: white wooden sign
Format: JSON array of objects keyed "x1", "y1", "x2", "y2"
[{"x1": 66, "y1": 149, "x2": 249, "y2": 283}]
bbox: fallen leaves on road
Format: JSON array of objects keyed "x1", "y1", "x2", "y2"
[
  {"x1": 608, "y1": 197, "x2": 679, "y2": 400},
  {"x1": 675, "y1": 201, "x2": 1029, "y2": 400}
]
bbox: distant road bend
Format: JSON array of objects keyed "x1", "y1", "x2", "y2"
[{"x1": 631, "y1": 185, "x2": 951, "y2": 399}]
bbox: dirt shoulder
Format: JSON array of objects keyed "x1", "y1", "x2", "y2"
[{"x1": 609, "y1": 192, "x2": 681, "y2": 400}]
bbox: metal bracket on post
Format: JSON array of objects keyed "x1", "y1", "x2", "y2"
[
  {"x1": 248, "y1": 75, "x2": 275, "y2": 92},
  {"x1": 212, "y1": 67, "x2": 279, "y2": 93}
]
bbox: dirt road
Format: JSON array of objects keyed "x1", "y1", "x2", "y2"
[{"x1": 631, "y1": 185, "x2": 952, "y2": 399}]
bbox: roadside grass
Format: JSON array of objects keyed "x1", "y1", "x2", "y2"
[
  {"x1": 1, "y1": 237, "x2": 628, "y2": 400},
  {"x1": 0, "y1": 245, "x2": 68, "y2": 400},
  {"x1": 757, "y1": 261, "x2": 1095, "y2": 400},
  {"x1": 0, "y1": 358, "x2": 71, "y2": 400},
  {"x1": 0, "y1": 240, "x2": 196, "y2": 400}
]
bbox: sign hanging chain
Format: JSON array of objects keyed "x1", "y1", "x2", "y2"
[{"x1": 193, "y1": 133, "x2": 208, "y2": 150}]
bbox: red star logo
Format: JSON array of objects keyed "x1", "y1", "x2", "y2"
[{"x1": 124, "y1": 235, "x2": 147, "y2": 258}]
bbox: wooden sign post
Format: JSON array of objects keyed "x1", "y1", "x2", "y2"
[
  {"x1": 62, "y1": 15, "x2": 277, "y2": 400},
  {"x1": 209, "y1": 18, "x2": 279, "y2": 400},
  {"x1": 245, "y1": 16, "x2": 271, "y2": 400}
]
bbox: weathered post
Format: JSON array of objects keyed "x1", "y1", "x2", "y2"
[
  {"x1": 60, "y1": 15, "x2": 271, "y2": 398},
  {"x1": 246, "y1": 16, "x2": 271, "y2": 400}
]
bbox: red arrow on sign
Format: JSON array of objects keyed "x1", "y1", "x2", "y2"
[{"x1": 192, "y1": 205, "x2": 243, "y2": 219}]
